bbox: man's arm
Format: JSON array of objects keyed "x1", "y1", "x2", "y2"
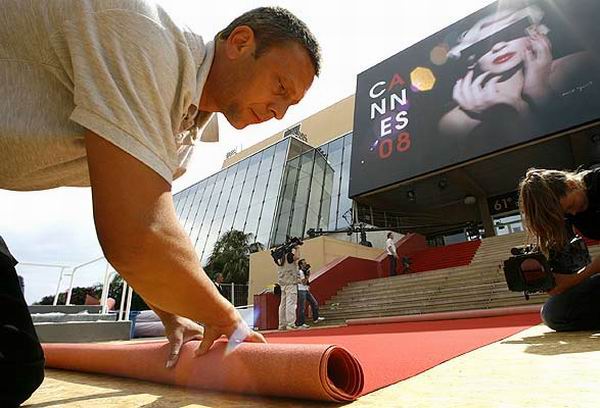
[
  {"x1": 85, "y1": 132, "x2": 263, "y2": 352},
  {"x1": 548, "y1": 255, "x2": 600, "y2": 296}
]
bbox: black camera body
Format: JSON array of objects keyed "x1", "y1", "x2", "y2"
[
  {"x1": 271, "y1": 236, "x2": 303, "y2": 266},
  {"x1": 503, "y1": 235, "x2": 591, "y2": 299}
]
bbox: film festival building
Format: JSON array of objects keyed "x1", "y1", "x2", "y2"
[{"x1": 174, "y1": 0, "x2": 600, "y2": 306}]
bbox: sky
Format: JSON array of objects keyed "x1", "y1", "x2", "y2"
[{"x1": 0, "y1": 0, "x2": 494, "y2": 304}]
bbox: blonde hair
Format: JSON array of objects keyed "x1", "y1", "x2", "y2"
[{"x1": 518, "y1": 168, "x2": 587, "y2": 253}]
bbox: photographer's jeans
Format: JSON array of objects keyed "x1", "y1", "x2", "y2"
[
  {"x1": 278, "y1": 284, "x2": 297, "y2": 329},
  {"x1": 388, "y1": 255, "x2": 397, "y2": 276},
  {"x1": 541, "y1": 274, "x2": 600, "y2": 331},
  {"x1": 0, "y1": 237, "x2": 45, "y2": 406},
  {"x1": 296, "y1": 289, "x2": 320, "y2": 326}
]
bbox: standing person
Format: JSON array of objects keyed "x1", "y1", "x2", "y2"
[
  {"x1": 296, "y1": 259, "x2": 324, "y2": 327},
  {"x1": 386, "y1": 232, "x2": 398, "y2": 276},
  {"x1": 0, "y1": 1, "x2": 321, "y2": 404},
  {"x1": 17, "y1": 275, "x2": 24, "y2": 294},
  {"x1": 277, "y1": 250, "x2": 299, "y2": 330},
  {"x1": 213, "y1": 273, "x2": 227, "y2": 299},
  {"x1": 519, "y1": 168, "x2": 600, "y2": 331},
  {"x1": 295, "y1": 261, "x2": 310, "y2": 329}
]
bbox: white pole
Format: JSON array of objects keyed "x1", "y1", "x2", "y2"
[
  {"x1": 118, "y1": 280, "x2": 128, "y2": 321},
  {"x1": 66, "y1": 256, "x2": 105, "y2": 306},
  {"x1": 231, "y1": 282, "x2": 235, "y2": 305},
  {"x1": 124, "y1": 286, "x2": 133, "y2": 321},
  {"x1": 65, "y1": 269, "x2": 76, "y2": 305},
  {"x1": 100, "y1": 263, "x2": 112, "y2": 314},
  {"x1": 53, "y1": 267, "x2": 67, "y2": 306}
]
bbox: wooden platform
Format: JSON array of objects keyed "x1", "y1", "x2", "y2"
[{"x1": 24, "y1": 324, "x2": 600, "y2": 407}]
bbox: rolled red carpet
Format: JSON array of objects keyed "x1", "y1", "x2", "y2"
[
  {"x1": 42, "y1": 313, "x2": 541, "y2": 400},
  {"x1": 42, "y1": 340, "x2": 364, "y2": 402}
]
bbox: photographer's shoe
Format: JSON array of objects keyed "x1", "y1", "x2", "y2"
[
  {"x1": 313, "y1": 317, "x2": 325, "y2": 323},
  {"x1": 299, "y1": 324, "x2": 310, "y2": 329},
  {"x1": 286, "y1": 323, "x2": 298, "y2": 330}
]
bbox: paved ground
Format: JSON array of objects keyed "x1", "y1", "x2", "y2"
[{"x1": 25, "y1": 324, "x2": 600, "y2": 407}]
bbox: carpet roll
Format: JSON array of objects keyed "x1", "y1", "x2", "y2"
[{"x1": 42, "y1": 340, "x2": 364, "y2": 402}]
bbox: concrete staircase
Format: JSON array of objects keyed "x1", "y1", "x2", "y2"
[
  {"x1": 29, "y1": 305, "x2": 131, "y2": 343},
  {"x1": 408, "y1": 239, "x2": 481, "y2": 272},
  {"x1": 319, "y1": 232, "x2": 549, "y2": 326}
]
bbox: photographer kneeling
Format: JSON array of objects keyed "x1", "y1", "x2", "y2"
[{"x1": 519, "y1": 168, "x2": 600, "y2": 331}]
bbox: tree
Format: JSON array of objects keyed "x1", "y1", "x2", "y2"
[
  {"x1": 204, "y1": 230, "x2": 264, "y2": 284},
  {"x1": 34, "y1": 275, "x2": 149, "y2": 311},
  {"x1": 34, "y1": 284, "x2": 103, "y2": 305},
  {"x1": 108, "y1": 274, "x2": 149, "y2": 311}
]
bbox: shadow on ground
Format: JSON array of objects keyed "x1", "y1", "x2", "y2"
[
  {"x1": 24, "y1": 369, "x2": 345, "y2": 408},
  {"x1": 503, "y1": 329, "x2": 600, "y2": 356}
]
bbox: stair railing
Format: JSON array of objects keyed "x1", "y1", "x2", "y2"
[
  {"x1": 65, "y1": 256, "x2": 105, "y2": 305},
  {"x1": 17, "y1": 262, "x2": 72, "y2": 306}
]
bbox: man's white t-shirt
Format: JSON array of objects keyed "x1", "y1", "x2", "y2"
[
  {"x1": 386, "y1": 237, "x2": 397, "y2": 256},
  {"x1": 297, "y1": 270, "x2": 308, "y2": 291},
  {"x1": 0, "y1": 0, "x2": 218, "y2": 191}
]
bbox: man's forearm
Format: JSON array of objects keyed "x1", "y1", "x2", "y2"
[
  {"x1": 576, "y1": 255, "x2": 600, "y2": 284},
  {"x1": 109, "y1": 221, "x2": 237, "y2": 327}
]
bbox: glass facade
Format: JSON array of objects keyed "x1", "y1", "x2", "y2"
[{"x1": 173, "y1": 133, "x2": 354, "y2": 264}]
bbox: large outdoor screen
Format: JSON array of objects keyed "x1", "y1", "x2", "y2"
[{"x1": 350, "y1": 0, "x2": 600, "y2": 197}]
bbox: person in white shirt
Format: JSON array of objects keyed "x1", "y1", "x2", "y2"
[
  {"x1": 277, "y1": 249, "x2": 300, "y2": 330},
  {"x1": 296, "y1": 259, "x2": 324, "y2": 328},
  {"x1": 386, "y1": 232, "x2": 399, "y2": 276},
  {"x1": 0, "y1": 1, "x2": 321, "y2": 404}
]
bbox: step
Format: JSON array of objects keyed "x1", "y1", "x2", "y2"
[
  {"x1": 34, "y1": 321, "x2": 132, "y2": 343},
  {"x1": 342, "y1": 270, "x2": 498, "y2": 290},
  {"x1": 324, "y1": 285, "x2": 546, "y2": 309},
  {"x1": 330, "y1": 278, "x2": 507, "y2": 299},
  {"x1": 327, "y1": 283, "x2": 510, "y2": 306},
  {"x1": 31, "y1": 312, "x2": 117, "y2": 323},
  {"x1": 321, "y1": 296, "x2": 546, "y2": 320},
  {"x1": 29, "y1": 305, "x2": 102, "y2": 314},
  {"x1": 322, "y1": 291, "x2": 540, "y2": 318},
  {"x1": 339, "y1": 273, "x2": 504, "y2": 295},
  {"x1": 321, "y1": 300, "x2": 545, "y2": 324}
]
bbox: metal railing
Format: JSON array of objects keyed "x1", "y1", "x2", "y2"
[
  {"x1": 18, "y1": 262, "x2": 72, "y2": 306},
  {"x1": 64, "y1": 256, "x2": 105, "y2": 305},
  {"x1": 220, "y1": 283, "x2": 249, "y2": 307},
  {"x1": 21, "y1": 256, "x2": 250, "y2": 321},
  {"x1": 18, "y1": 257, "x2": 132, "y2": 321}
]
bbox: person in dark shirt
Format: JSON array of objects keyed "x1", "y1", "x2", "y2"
[
  {"x1": 519, "y1": 167, "x2": 600, "y2": 331},
  {"x1": 17, "y1": 275, "x2": 25, "y2": 294},
  {"x1": 213, "y1": 273, "x2": 227, "y2": 299},
  {"x1": 0, "y1": 235, "x2": 45, "y2": 406}
]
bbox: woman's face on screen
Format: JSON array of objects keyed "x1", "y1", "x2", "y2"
[
  {"x1": 477, "y1": 37, "x2": 529, "y2": 74},
  {"x1": 461, "y1": 10, "x2": 533, "y2": 75}
]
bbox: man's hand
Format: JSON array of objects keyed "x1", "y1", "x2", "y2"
[
  {"x1": 162, "y1": 314, "x2": 205, "y2": 368},
  {"x1": 195, "y1": 314, "x2": 266, "y2": 357}
]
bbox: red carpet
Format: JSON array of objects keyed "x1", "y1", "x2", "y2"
[
  {"x1": 43, "y1": 313, "x2": 541, "y2": 401},
  {"x1": 265, "y1": 312, "x2": 541, "y2": 394}
]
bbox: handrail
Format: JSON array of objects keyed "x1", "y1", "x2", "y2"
[
  {"x1": 17, "y1": 262, "x2": 73, "y2": 306},
  {"x1": 65, "y1": 256, "x2": 105, "y2": 305}
]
